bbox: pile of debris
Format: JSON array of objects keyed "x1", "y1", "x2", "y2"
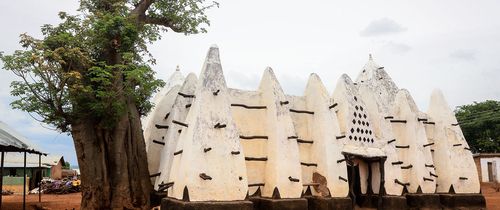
[
  {"x1": 1, "y1": 189, "x2": 14, "y2": 195},
  {"x1": 32, "y1": 178, "x2": 81, "y2": 194}
]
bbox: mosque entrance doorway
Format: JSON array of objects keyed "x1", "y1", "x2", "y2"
[
  {"x1": 347, "y1": 163, "x2": 361, "y2": 205},
  {"x1": 344, "y1": 153, "x2": 387, "y2": 209}
]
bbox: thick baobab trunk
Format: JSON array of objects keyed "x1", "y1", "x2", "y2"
[{"x1": 71, "y1": 99, "x2": 152, "y2": 209}]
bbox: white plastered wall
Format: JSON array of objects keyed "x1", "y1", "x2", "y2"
[
  {"x1": 143, "y1": 68, "x2": 184, "y2": 130},
  {"x1": 391, "y1": 90, "x2": 436, "y2": 193},
  {"x1": 168, "y1": 46, "x2": 248, "y2": 201},
  {"x1": 332, "y1": 74, "x2": 384, "y2": 196},
  {"x1": 146, "y1": 85, "x2": 180, "y2": 184},
  {"x1": 228, "y1": 88, "x2": 267, "y2": 196},
  {"x1": 287, "y1": 74, "x2": 349, "y2": 197},
  {"x1": 356, "y1": 57, "x2": 404, "y2": 196},
  {"x1": 427, "y1": 89, "x2": 480, "y2": 193},
  {"x1": 358, "y1": 86, "x2": 404, "y2": 195},
  {"x1": 256, "y1": 68, "x2": 303, "y2": 198},
  {"x1": 154, "y1": 74, "x2": 198, "y2": 190},
  {"x1": 480, "y1": 157, "x2": 500, "y2": 182}
]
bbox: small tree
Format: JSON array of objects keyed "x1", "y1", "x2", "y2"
[
  {"x1": 63, "y1": 161, "x2": 71, "y2": 170},
  {"x1": 1, "y1": 0, "x2": 217, "y2": 209},
  {"x1": 455, "y1": 100, "x2": 500, "y2": 153}
]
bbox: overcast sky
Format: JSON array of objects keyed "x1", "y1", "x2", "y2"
[{"x1": 1, "y1": 0, "x2": 499, "y2": 166}]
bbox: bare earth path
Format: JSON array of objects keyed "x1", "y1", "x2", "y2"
[{"x1": 2, "y1": 193, "x2": 81, "y2": 210}]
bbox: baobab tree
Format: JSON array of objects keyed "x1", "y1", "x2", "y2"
[{"x1": 0, "y1": 0, "x2": 217, "y2": 209}]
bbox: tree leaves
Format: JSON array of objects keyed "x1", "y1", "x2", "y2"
[
  {"x1": 455, "y1": 100, "x2": 500, "y2": 153},
  {"x1": 1, "y1": 0, "x2": 216, "y2": 132}
]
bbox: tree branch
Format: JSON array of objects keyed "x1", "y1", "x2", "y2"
[
  {"x1": 131, "y1": 0, "x2": 155, "y2": 16},
  {"x1": 143, "y1": 16, "x2": 183, "y2": 32}
]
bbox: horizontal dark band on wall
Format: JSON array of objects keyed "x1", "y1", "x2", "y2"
[
  {"x1": 288, "y1": 176, "x2": 300, "y2": 182},
  {"x1": 158, "y1": 181, "x2": 172, "y2": 187},
  {"x1": 464, "y1": 147, "x2": 471, "y2": 151},
  {"x1": 423, "y1": 177, "x2": 434, "y2": 182},
  {"x1": 401, "y1": 165, "x2": 413, "y2": 169},
  {"x1": 239, "y1": 135, "x2": 268, "y2": 139},
  {"x1": 396, "y1": 145, "x2": 410, "y2": 149},
  {"x1": 423, "y1": 143, "x2": 434, "y2": 147},
  {"x1": 300, "y1": 162, "x2": 318, "y2": 167},
  {"x1": 329, "y1": 103, "x2": 338, "y2": 109},
  {"x1": 451, "y1": 123, "x2": 459, "y2": 126},
  {"x1": 172, "y1": 120, "x2": 188, "y2": 127},
  {"x1": 152, "y1": 140, "x2": 165, "y2": 145},
  {"x1": 459, "y1": 177, "x2": 468, "y2": 180},
  {"x1": 155, "y1": 124, "x2": 169, "y2": 129},
  {"x1": 392, "y1": 161, "x2": 403, "y2": 165},
  {"x1": 245, "y1": 157, "x2": 268, "y2": 161},
  {"x1": 248, "y1": 183, "x2": 265, "y2": 187},
  {"x1": 231, "y1": 151, "x2": 240, "y2": 155},
  {"x1": 214, "y1": 123, "x2": 226, "y2": 128},
  {"x1": 339, "y1": 176, "x2": 348, "y2": 182},
  {"x1": 297, "y1": 139, "x2": 313, "y2": 144},
  {"x1": 289, "y1": 109, "x2": 314, "y2": 115},
  {"x1": 178, "y1": 92, "x2": 195, "y2": 98},
  {"x1": 425, "y1": 164, "x2": 434, "y2": 168},
  {"x1": 230, "y1": 104, "x2": 267, "y2": 109},
  {"x1": 418, "y1": 118, "x2": 428, "y2": 122},
  {"x1": 199, "y1": 173, "x2": 212, "y2": 180},
  {"x1": 204, "y1": 148, "x2": 212, "y2": 153},
  {"x1": 158, "y1": 182, "x2": 174, "y2": 191},
  {"x1": 390, "y1": 120, "x2": 407, "y2": 123},
  {"x1": 423, "y1": 122, "x2": 435, "y2": 125},
  {"x1": 174, "y1": 150, "x2": 183, "y2": 156},
  {"x1": 149, "y1": 172, "x2": 161, "y2": 178},
  {"x1": 280, "y1": 101, "x2": 289, "y2": 105},
  {"x1": 288, "y1": 136, "x2": 298, "y2": 139},
  {"x1": 387, "y1": 139, "x2": 396, "y2": 144},
  {"x1": 453, "y1": 144, "x2": 462, "y2": 147},
  {"x1": 394, "y1": 179, "x2": 410, "y2": 186},
  {"x1": 337, "y1": 159, "x2": 346, "y2": 163},
  {"x1": 384, "y1": 116, "x2": 394, "y2": 119},
  {"x1": 336, "y1": 135, "x2": 346, "y2": 140}
]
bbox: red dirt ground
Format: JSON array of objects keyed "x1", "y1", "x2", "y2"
[
  {"x1": 1, "y1": 193, "x2": 81, "y2": 210},
  {"x1": 1, "y1": 185, "x2": 499, "y2": 210},
  {"x1": 483, "y1": 183, "x2": 500, "y2": 210}
]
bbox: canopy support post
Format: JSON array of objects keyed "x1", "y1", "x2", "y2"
[
  {"x1": 23, "y1": 151, "x2": 26, "y2": 210},
  {"x1": 0, "y1": 151, "x2": 4, "y2": 210},
  {"x1": 39, "y1": 153, "x2": 41, "y2": 203}
]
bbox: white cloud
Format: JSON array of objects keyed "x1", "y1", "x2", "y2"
[
  {"x1": 450, "y1": 50, "x2": 476, "y2": 61},
  {"x1": 360, "y1": 18, "x2": 407, "y2": 37}
]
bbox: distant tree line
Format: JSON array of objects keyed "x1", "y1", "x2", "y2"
[{"x1": 455, "y1": 100, "x2": 500, "y2": 153}]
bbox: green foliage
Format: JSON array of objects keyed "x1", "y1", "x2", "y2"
[
  {"x1": 63, "y1": 161, "x2": 71, "y2": 169},
  {"x1": 455, "y1": 100, "x2": 500, "y2": 153},
  {"x1": 1, "y1": 0, "x2": 217, "y2": 132}
]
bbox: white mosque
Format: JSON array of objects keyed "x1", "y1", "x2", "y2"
[{"x1": 144, "y1": 46, "x2": 485, "y2": 210}]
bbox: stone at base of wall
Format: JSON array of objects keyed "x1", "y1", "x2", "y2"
[
  {"x1": 380, "y1": 195, "x2": 408, "y2": 210},
  {"x1": 357, "y1": 194, "x2": 379, "y2": 208},
  {"x1": 304, "y1": 196, "x2": 352, "y2": 210},
  {"x1": 405, "y1": 193, "x2": 442, "y2": 210},
  {"x1": 439, "y1": 194, "x2": 486, "y2": 210},
  {"x1": 249, "y1": 197, "x2": 308, "y2": 210},
  {"x1": 161, "y1": 197, "x2": 253, "y2": 210},
  {"x1": 151, "y1": 191, "x2": 168, "y2": 207}
]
